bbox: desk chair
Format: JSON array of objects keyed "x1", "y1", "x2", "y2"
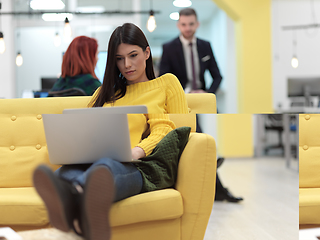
[
  {"x1": 264, "y1": 114, "x2": 284, "y2": 155},
  {"x1": 264, "y1": 114, "x2": 297, "y2": 158}
]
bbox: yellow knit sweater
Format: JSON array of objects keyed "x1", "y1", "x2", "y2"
[{"x1": 90, "y1": 73, "x2": 188, "y2": 156}]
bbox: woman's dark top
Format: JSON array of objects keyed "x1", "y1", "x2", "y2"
[{"x1": 51, "y1": 74, "x2": 101, "y2": 96}]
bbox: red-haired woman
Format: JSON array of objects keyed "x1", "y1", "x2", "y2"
[{"x1": 50, "y1": 36, "x2": 101, "y2": 96}]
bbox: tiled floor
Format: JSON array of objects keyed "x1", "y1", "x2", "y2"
[{"x1": 204, "y1": 157, "x2": 299, "y2": 240}]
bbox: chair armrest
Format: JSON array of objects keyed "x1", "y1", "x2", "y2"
[
  {"x1": 169, "y1": 114, "x2": 196, "y2": 132},
  {"x1": 176, "y1": 132, "x2": 217, "y2": 240},
  {"x1": 185, "y1": 93, "x2": 217, "y2": 114}
]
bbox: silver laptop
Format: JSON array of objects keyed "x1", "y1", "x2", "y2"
[
  {"x1": 63, "y1": 105, "x2": 148, "y2": 114},
  {"x1": 42, "y1": 105, "x2": 148, "y2": 165}
]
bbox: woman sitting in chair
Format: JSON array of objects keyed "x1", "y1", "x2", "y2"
[
  {"x1": 50, "y1": 36, "x2": 101, "y2": 96},
  {"x1": 33, "y1": 23, "x2": 189, "y2": 240}
]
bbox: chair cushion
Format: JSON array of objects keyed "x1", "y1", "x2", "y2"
[
  {"x1": 110, "y1": 188, "x2": 183, "y2": 227},
  {"x1": 300, "y1": 188, "x2": 320, "y2": 224},
  {"x1": 300, "y1": 188, "x2": 320, "y2": 207},
  {"x1": 0, "y1": 187, "x2": 48, "y2": 226},
  {"x1": 0, "y1": 187, "x2": 183, "y2": 228}
]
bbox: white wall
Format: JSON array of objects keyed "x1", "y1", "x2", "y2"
[
  {"x1": 0, "y1": 0, "x2": 15, "y2": 99},
  {"x1": 15, "y1": 27, "x2": 68, "y2": 97},
  {"x1": 272, "y1": 0, "x2": 320, "y2": 111},
  {"x1": 212, "y1": 10, "x2": 236, "y2": 114},
  {"x1": 197, "y1": 9, "x2": 237, "y2": 114},
  {"x1": 197, "y1": 8, "x2": 237, "y2": 146}
]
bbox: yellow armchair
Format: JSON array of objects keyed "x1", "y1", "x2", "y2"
[
  {"x1": 0, "y1": 94, "x2": 217, "y2": 240},
  {"x1": 299, "y1": 114, "x2": 320, "y2": 225}
]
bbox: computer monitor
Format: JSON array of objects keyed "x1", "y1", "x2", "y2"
[
  {"x1": 288, "y1": 77, "x2": 320, "y2": 107},
  {"x1": 94, "y1": 51, "x2": 107, "y2": 82},
  {"x1": 41, "y1": 77, "x2": 58, "y2": 91},
  {"x1": 288, "y1": 77, "x2": 320, "y2": 97}
]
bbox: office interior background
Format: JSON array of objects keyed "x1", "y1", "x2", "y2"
[
  {"x1": 0, "y1": 0, "x2": 312, "y2": 158},
  {"x1": 0, "y1": 1, "x2": 302, "y2": 238},
  {"x1": 1, "y1": 0, "x2": 319, "y2": 111}
]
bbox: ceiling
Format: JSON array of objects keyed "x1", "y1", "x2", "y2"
[
  {"x1": 10, "y1": 0, "x2": 219, "y2": 49},
  {"x1": 12, "y1": 1, "x2": 218, "y2": 27},
  {"x1": 12, "y1": 0, "x2": 218, "y2": 23}
]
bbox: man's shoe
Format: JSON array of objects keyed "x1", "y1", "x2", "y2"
[
  {"x1": 217, "y1": 157, "x2": 225, "y2": 168},
  {"x1": 81, "y1": 166, "x2": 115, "y2": 240},
  {"x1": 215, "y1": 187, "x2": 243, "y2": 203},
  {"x1": 33, "y1": 165, "x2": 77, "y2": 232}
]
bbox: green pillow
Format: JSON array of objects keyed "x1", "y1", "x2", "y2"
[{"x1": 134, "y1": 126, "x2": 191, "y2": 193}]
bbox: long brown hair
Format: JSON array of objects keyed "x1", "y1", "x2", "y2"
[
  {"x1": 61, "y1": 36, "x2": 98, "y2": 78},
  {"x1": 91, "y1": 23, "x2": 155, "y2": 107}
]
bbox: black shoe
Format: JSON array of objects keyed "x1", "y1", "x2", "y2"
[
  {"x1": 81, "y1": 166, "x2": 115, "y2": 240},
  {"x1": 217, "y1": 157, "x2": 225, "y2": 168},
  {"x1": 33, "y1": 165, "x2": 78, "y2": 232},
  {"x1": 215, "y1": 187, "x2": 243, "y2": 203}
]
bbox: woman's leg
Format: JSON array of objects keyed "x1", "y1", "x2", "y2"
[
  {"x1": 33, "y1": 165, "x2": 80, "y2": 232},
  {"x1": 74, "y1": 158, "x2": 143, "y2": 202},
  {"x1": 81, "y1": 165, "x2": 114, "y2": 240},
  {"x1": 77, "y1": 159, "x2": 142, "y2": 240},
  {"x1": 55, "y1": 163, "x2": 91, "y2": 183},
  {"x1": 52, "y1": 158, "x2": 143, "y2": 240},
  {"x1": 56, "y1": 158, "x2": 143, "y2": 202}
]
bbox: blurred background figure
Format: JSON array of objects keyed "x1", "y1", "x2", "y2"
[
  {"x1": 50, "y1": 36, "x2": 101, "y2": 96},
  {"x1": 159, "y1": 7, "x2": 222, "y2": 95}
]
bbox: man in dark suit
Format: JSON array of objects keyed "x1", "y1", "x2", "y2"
[
  {"x1": 159, "y1": 8, "x2": 222, "y2": 94},
  {"x1": 160, "y1": 8, "x2": 243, "y2": 203}
]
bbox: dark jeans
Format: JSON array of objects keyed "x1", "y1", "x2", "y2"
[{"x1": 55, "y1": 158, "x2": 143, "y2": 202}]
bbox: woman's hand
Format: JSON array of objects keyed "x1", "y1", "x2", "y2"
[{"x1": 131, "y1": 147, "x2": 146, "y2": 160}]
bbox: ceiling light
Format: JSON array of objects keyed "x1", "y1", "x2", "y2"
[
  {"x1": 291, "y1": 31, "x2": 298, "y2": 68},
  {"x1": 64, "y1": 17, "x2": 72, "y2": 38},
  {"x1": 42, "y1": 13, "x2": 73, "y2": 22},
  {"x1": 16, "y1": 52, "x2": 23, "y2": 67},
  {"x1": 170, "y1": 12, "x2": 179, "y2": 21},
  {"x1": 30, "y1": 0, "x2": 65, "y2": 10},
  {"x1": 291, "y1": 56, "x2": 299, "y2": 68},
  {"x1": 0, "y1": 32, "x2": 5, "y2": 54},
  {"x1": 173, "y1": 0, "x2": 192, "y2": 8},
  {"x1": 147, "y1": 10, "x2": 157, "y2": 32},
  {"x1": 0, "y1": 3, "x2": 4, "y2": 54}
]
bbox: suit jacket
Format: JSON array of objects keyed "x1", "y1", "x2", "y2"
[{"x1": 159, "y1": 37, "x2": 222, "y2": 94}]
